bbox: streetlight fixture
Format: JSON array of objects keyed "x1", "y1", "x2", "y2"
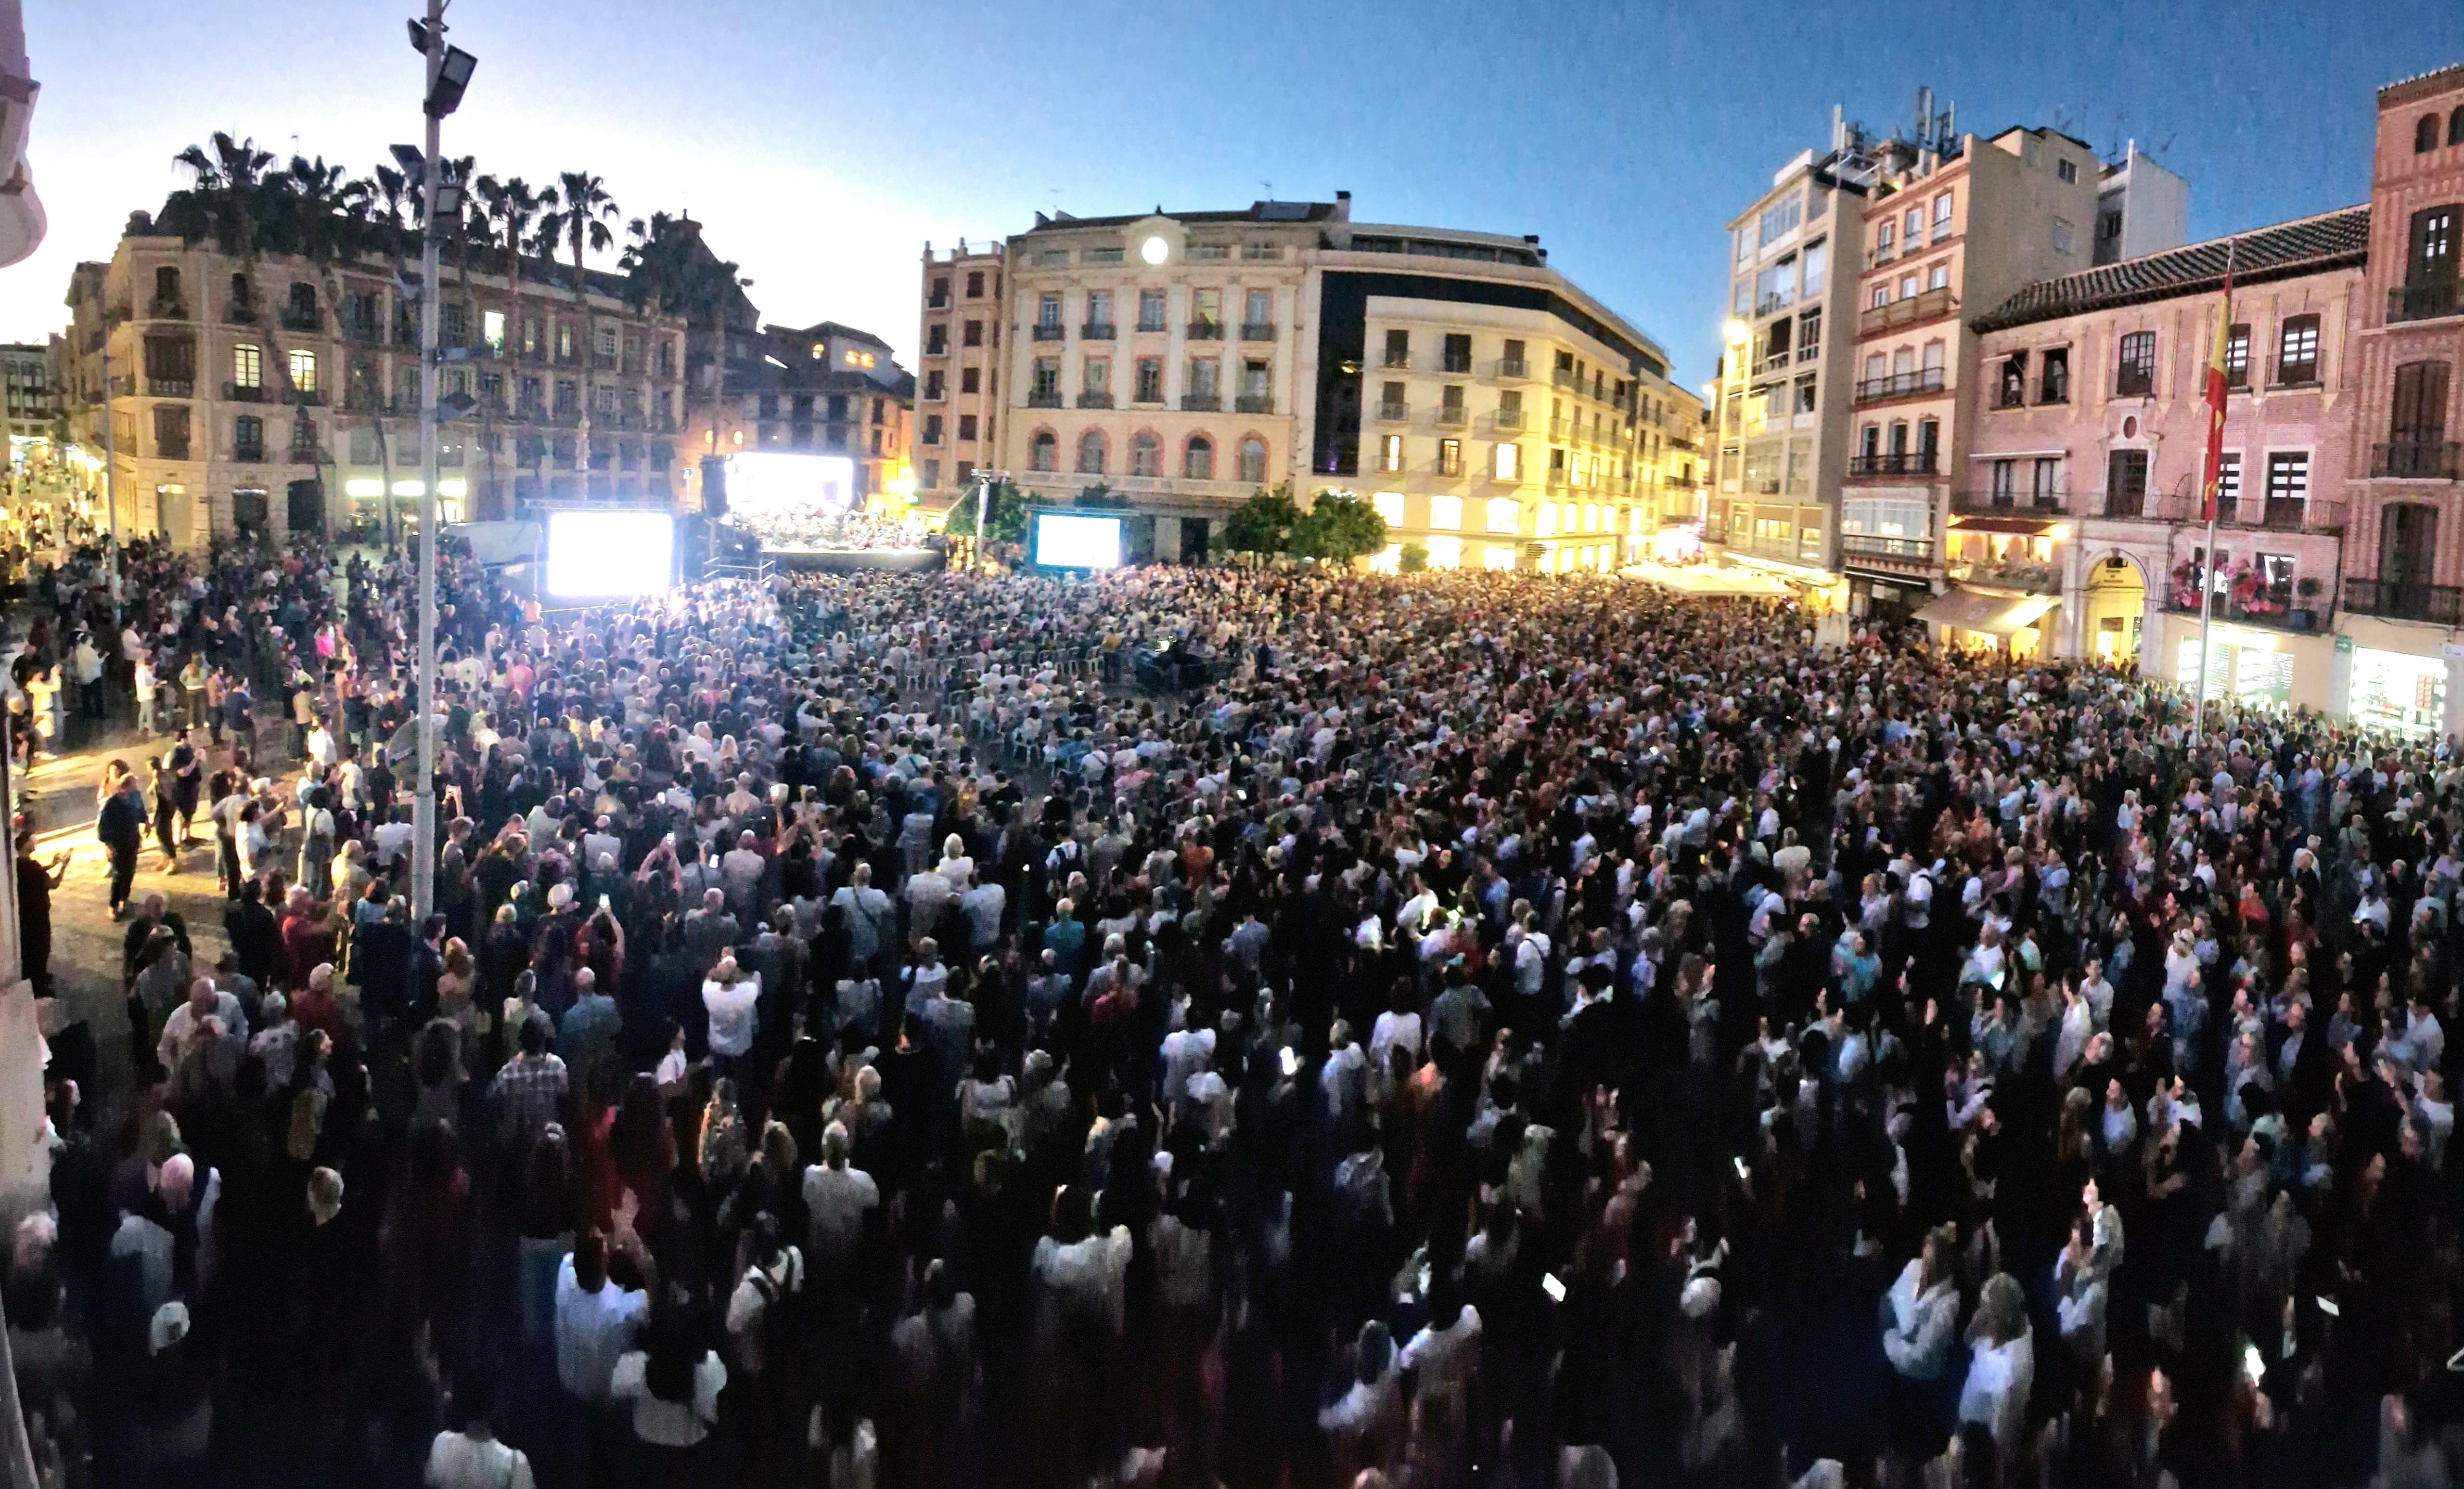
[{"x1": 407, "y1": 0, "x2": 473, "y2": 923}]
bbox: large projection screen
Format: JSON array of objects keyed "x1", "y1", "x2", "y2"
[
  {"x1": 1031, "y1": 512, "x2": 1124, "y2": 570},
  {"x1": 544, "y1": 509, "x2": 676, "y2": 599}
]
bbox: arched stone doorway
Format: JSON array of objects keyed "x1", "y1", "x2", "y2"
[{"x1": 2081, "y1": 552, "x2": 2147, "y2": 667}]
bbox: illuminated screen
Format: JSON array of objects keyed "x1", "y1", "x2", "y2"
[
  {"x1": 544, "y1": 510, "x2": 675, "y2": 599},
  {"x1": 727, "y1": 452, "x2": 855, "y2": 520},
  {"x1": 1032, "y1": 512, "x2": 1123, "y2": 569}
]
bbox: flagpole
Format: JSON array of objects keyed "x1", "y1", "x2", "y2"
[{"x1": 2191, "y1": 237, "x2": 2239, "y2": 743}]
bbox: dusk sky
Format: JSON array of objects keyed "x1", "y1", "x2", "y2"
[{"x1": 12, "y1": 0, "x2": 2464, "y2": 393}]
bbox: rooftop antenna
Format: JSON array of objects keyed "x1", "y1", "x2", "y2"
[
  {"x1": 1261, "y1": 180, "x2": 1272, "y2": 199},
  {"x1": 1914, "y1": 85, "x2": 1932, "y2": 145},
  {"x1": 1831, "y1": 104, "x2": 1845, "y2": 153}
]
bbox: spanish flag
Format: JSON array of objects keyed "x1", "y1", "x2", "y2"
[{"x1": 2200, "y1": 241, "x2": 2239, "y2": 524}]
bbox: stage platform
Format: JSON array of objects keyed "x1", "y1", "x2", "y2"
[{"x1": 759, "y1": 544, "x2": 946, "y2": 574}]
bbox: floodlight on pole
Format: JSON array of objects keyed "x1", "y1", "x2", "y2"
[{"x1": 408, "y1": 19, "x2": 476, "y2": 117}]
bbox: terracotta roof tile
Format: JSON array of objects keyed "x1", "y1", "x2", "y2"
[{"x1": 1971, "y1": 206, "x2": 2370, "y2": 333}]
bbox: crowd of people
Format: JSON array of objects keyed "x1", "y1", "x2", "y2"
[{"x1": 7, "y1": 534, "x2": 2464, "y2": 1489}]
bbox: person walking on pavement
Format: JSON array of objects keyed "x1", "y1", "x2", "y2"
[{"x1": 97, "y1": 767, "x2": 146, "y2": 919}]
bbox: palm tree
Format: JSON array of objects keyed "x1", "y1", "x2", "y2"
[
  {"x1": 554, "y1": 170, "x2": 618, "y2": 497},
  {"x1": 175, "y1": 133, "x2": 306, "y2": 536},
  {"x1": 474, "y1": 174, "x2": 546, "y2": 515},
  {"x1": 286, "y1": 155, "x2": 363, "y2": 533},
  {"x1": 363, "y1": 164, "x2": 415, "y2": 549}
]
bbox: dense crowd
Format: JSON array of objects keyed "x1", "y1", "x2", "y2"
[{"x1": 10, "y1": 539, "x2": 2464, "y2": 1489}]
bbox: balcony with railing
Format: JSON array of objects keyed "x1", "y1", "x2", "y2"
[
  {"x1": 2372, "y1": 439, "x2": 2462, "y2": 479},
  {"x1": 1031, "y1": 323, "x2": 1065, "y2": 342},
  {"x1": 1858, "y1": 285, "x2": 1954, "y2": 335},
  {"x1": 1493, "y1": 409, "x2": 1526, "y2": 432},
  {"x1": 1854, "y1": 367, "x2": 1947, "y2": 403},
  {"x1": 1240, "y1": 322, "x2": 1276, "y2": 341},
  {"x1": 1845, "y1": 451, "x2": 1939, "y2": 478},
  {"x1": 1435, "y1": 404, "x2": 1469, "y2": 428},
  {"x1": 1374, "y1": 400, "x2": 1408, "y2": 421},
  {"x1": 147, "y1": 296, "x2": 189, "y2": 321},
  {"x1": 1189, "y1": 321, "x2": 1223, "y2": 341},
  {"x1": 233, "y1": 443, "x2": 265, "y2": 464},
  {"x1": 2346, "y1": 576, "x2": 2464, "y2": 625},
  {"x1": 1441, "y1": 354, "x2": 1472, "y2": 374},
  {"x1": 1235, "y1": 393, "x2": 1273, "y2": 414},
  {"x1": 146, "y1": 378, "x2": 194, "y2": 398},
  {"x1": 2268, "y1": 358, "x2": 2320, "y2": 390},
  {"x1": 1027, "y1": 389, "x2": 1063, "y2": 408},
  {"x1": 279, "y1": 305, "x2": 321, "y2": 333},
  {"x1": 1179, "y1": 393, "x2": 1220, "y2": 412},
  {"x1": 224, "y1": 382, "x2": 269, "y2": 403},
  {"x1": 1080, "y1": 322, "x2": 1116, "y2": 341},
  {"x1": 2114, "y1": 365, "x2": 2154, "y2": 398},
  {"x1": 224, "y1": 300, "x2": 257, "y2": 325},
  {"x1": 1077, "y1": 391, "x2": 1116, "y2": 409},
  {"x1": 1950, "y1": 488, "x2": 2066, "y2": 517},
  {"x1": 157, "y1": 435, "x2": 190, "y2": 460},
  {"x1": 2161, "y1": 580, "x2": 2323, "y2": 631},
  {"x1": 1552, "y1": 367, "x2": 1575, "y2": 389},
  {"x1": 1840, "y1": 532, "x2": 1936, "y2": 566},
  {"x1": 2388, "y1": 280, "x2": 2462, "y2": 324}
]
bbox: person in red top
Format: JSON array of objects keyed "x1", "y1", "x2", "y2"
[
  {"x1": 288, "y1": 960, "x2": 346, "y2": 1044},
  {"x1": 279, "y1": 887, "x2": 336, "y2": 992}
]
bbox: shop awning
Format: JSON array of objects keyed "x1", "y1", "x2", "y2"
[
  {"x1": 1619, "y1": 561, "x2": 1789, "y2": 597},
  {"x1": 1913, "y1": 589, "x2": 2057, "y2": 635}
]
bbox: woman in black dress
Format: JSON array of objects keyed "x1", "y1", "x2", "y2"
[{"x1": 148, "y1": 757, "x2": 180, "y2": 872}]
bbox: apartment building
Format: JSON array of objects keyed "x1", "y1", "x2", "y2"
[
  {"x1": 703, "y1": 320, "x2": 913, "y2": 500},
  {"x1": 1711, "y1": 137, "x2": 1865, "y2": 590},
  {"x1": 0, "y1": 343, "x2": 55, "y2": 444},
  {"x1": 970, "y1": 195, "x2": 1676, "y2": 567},
  {"x1": 2094, "y1": 143, "x2": 2191, "y2": 267},
  {"x1": 914, "y1": 240, "x2": 1004, "y2": 503},
  {"x1": 2339, "y1": 64, "x2": 2464, "y2": 734},
  {"x1": 1966, "y1": 209, "x2": 2365, "y2": 704},
  {"x1": 1842, "y1": 125, "x2": 2105, "y2": 621},
  {"x1": 63, "y1": 222, "x2": 689, "y2": 545}
]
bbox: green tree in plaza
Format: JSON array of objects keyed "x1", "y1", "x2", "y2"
[
  {"x1": 551, "y1": 170, "x2": 621, "y2": 493},
  {"x1": 943, "y1": 477, "x2": 1028, "y2": 544},
  {"x1": 1290, "y1": 487, "x2": 1388, "y2": 566},
  {"x1": 1399, "y1": 542, "x2": 1429, "y2": 573},
  {"x1": 1220, "y1": 484, "x2": 1299, "y2": 562}
]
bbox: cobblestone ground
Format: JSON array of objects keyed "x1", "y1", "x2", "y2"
[{"x1": 22, "y1": 712, "x2": 297, "y2": 1133}]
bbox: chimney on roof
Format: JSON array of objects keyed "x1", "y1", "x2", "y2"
[
  {"x1": 1334, "y1": 190, "x2": 1351, "y2": 221},
  {"x1": 1034, "y1": 211, "x2": 1049, "y2": 228}
]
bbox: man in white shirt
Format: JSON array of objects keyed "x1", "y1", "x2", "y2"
[
  {"x1": 801, "y1": 1122, "x2": 880, "y2": 1272},
  {"x1": 554, "y1": 1230, "x2": 648, "y2": 1408}
]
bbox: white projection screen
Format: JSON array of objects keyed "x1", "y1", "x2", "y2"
[
  {"x1": 544, "y1": 509, "x2": 676, "y2": 599},
  {"x1": 1032, "y1": 512, "x2": 1124, "y2": 569}
]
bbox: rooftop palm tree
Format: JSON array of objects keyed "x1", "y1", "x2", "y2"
[{"x1": 554, "y1": 170, "x2": 618, "y2": 495}]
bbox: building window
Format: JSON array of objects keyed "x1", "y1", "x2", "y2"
[
  {"x1": 1927, "y1": 263, "x2": 1949, "y2": 292},
  {"x1": 926, "y1": 324, "x2": 947, "y2": 355},
  {"x1": 1932, "y1": 192, "x2": 1953, "y2": 238},
  {"x1": 2419, "y1": 114, "x2": 2442, "y2": 154},
  {"x1": 232, "y1": 343, "x2": 261, "y2": 389},
  {"x1": 1077, "y1": 430, "x2": 1106, "y2": 474},
  {"x1": 1032, "y1": 360, "x2": 1060, "y2": 402},
  {"x1": 1371, "y1": 491, "x2": 1406, "y2": 527},
  {"x1": 1802, "y1": 241, "x2": 1826, "y2": 296},
  {"x1": 921, "y1": 414, "x2": 943, "y2": 446},
  {"x1": 928, "y1": 276, "x2": 950, "y2": 309},
  {"x1": 1797, "y1": 308, "x2": 1821, "y2": 363},
  {"x1": 2275, "y1": 315, "x2": 2320, "y2": 385},
  {"x1": 1869, "y1": 285, "x2": 1888, "y2": 311},
  {"x1": 234, "y1": 414, "x2": 263, "y2": 459},
  {"x1": 966, "y1": 270, "x2": 985, "y2": 298},
  {"x1": 1137, "y1": 290, "x2": 1166, "y2": 332},
  {"x1": 1185, "y1": 436, "x2": 1214, "y2": 479},
  {"x1": 2224, "y1": 323, "x2": 2250, "y2": 388},
  {"x1": 1442, "y1": 334, "x2": 1471, "y2": 374},
  {"x1": 2057, "y1": 157, "x2": 2078, "y2": 182},
  {"x1": 924, "y1": 370, "x2": 944, "y2": 401},
  {"x1": 288, "y1": 349, "x2": 317, "y2": 392},
  {"x1": 1438, "y1": 438, "x2": 1462, "y2": 476},
  {"x1": 1383, "y1": 329, "x2": 1410, "y2": 368},
  {"x1": 957, "y1": 414, "x2": 978, "y2": 442},
  {"x1": 1481, "y1": 497, "x2": 1517, "y2": 535},
  {"x1": 2216, "y1": 452, "x2": 2241, "y2": 510},
  {"x1": 2052, "y1": 218, "x2": 2074, "y2": 255},
  {"x1": 1794, "y1": 374, "x2": 1817, "y2": 415},
  {"x1": 2116, "y1": 331, "x2": 2156, "y2": 396},
  {"x1": 1379, "y1": 434, "x2": 1403, "y2": 473},
  {"x1": 1875, "y1": 220, "x2": 1895, "y2": 260},
  {"x1": 1085, "y1": 358, "x2": 1112, "y2": 397},
  {"x1": 1130, "y1": 432, "x2": 1160, "y2": 477},
  {"x1": 1036, "y1": 294, "x2": 1060, "y2": 329},
  {"x1": 1029, "y1": 431, "x2": 1056, "y2": 471},
  {"x1": 2106, "y1": 448, "x2": 2148, "y2": 515},
  {"x1": 1493, "y1": 442, "x2": 1520, "y2": 482},
  {"x1": 962, "y1": 320, "x2": 983, "y2": 348},
  {"x1": 1428, "y1": 494, "x2": 1462, "y2": 531},
  {"x1": 2265, "y1": 452, "x2": 2310, "y2": 518},
  {"x1": 1135, "y1": 359, "x2": 1163, "y2": 403},
  {"x1": 1237, "y1": 437, "x2": 1266, "y2": 484},
  {"x1": 922, "y1": 459, "x2": 940, "y2": 489}
]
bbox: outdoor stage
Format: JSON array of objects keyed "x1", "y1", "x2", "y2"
[{"x1": 758, "y1": 543, "x2": 946, "y2": 574}]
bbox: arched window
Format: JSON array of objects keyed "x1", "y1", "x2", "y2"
[
  {"x1": 1131, "y1": 432, "x2": 1160, "y2": 477},
  {"x1": 1183, "y1": 435, "x2": 1213, "y2": 479},
  {"x1": 1076, "y1": 430, "x2": 1105, "y2": 474},
  {"x1": 2418, "y1": 113, "x2": 2441, "y2": 154},
  {"x1": 1028, "y1": 430, "x2": 1057, "y2": 472},
  {"x1": 2450, "y1": 104, "x2": 2464, "y2": 147},
  {"x1": 1238, "y1": 436, "x2": 1267, "y2": 484}
]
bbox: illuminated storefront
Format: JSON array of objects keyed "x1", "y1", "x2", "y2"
[{"x1": 2348, "y1": 645, "x2": 2447, "y2": 736}]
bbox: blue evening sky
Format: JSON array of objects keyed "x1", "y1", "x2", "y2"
[{"x1": 10, "y1": 0, "x2": 2464, "y2": 393}]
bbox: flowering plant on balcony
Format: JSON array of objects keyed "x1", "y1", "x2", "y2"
[
  {"x1": 2228, "y1": 561, "x2": 2284, "y2": 616},
  {"x1": 2169, "y1": 559, "x2": 2203, "y2": 611}
]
